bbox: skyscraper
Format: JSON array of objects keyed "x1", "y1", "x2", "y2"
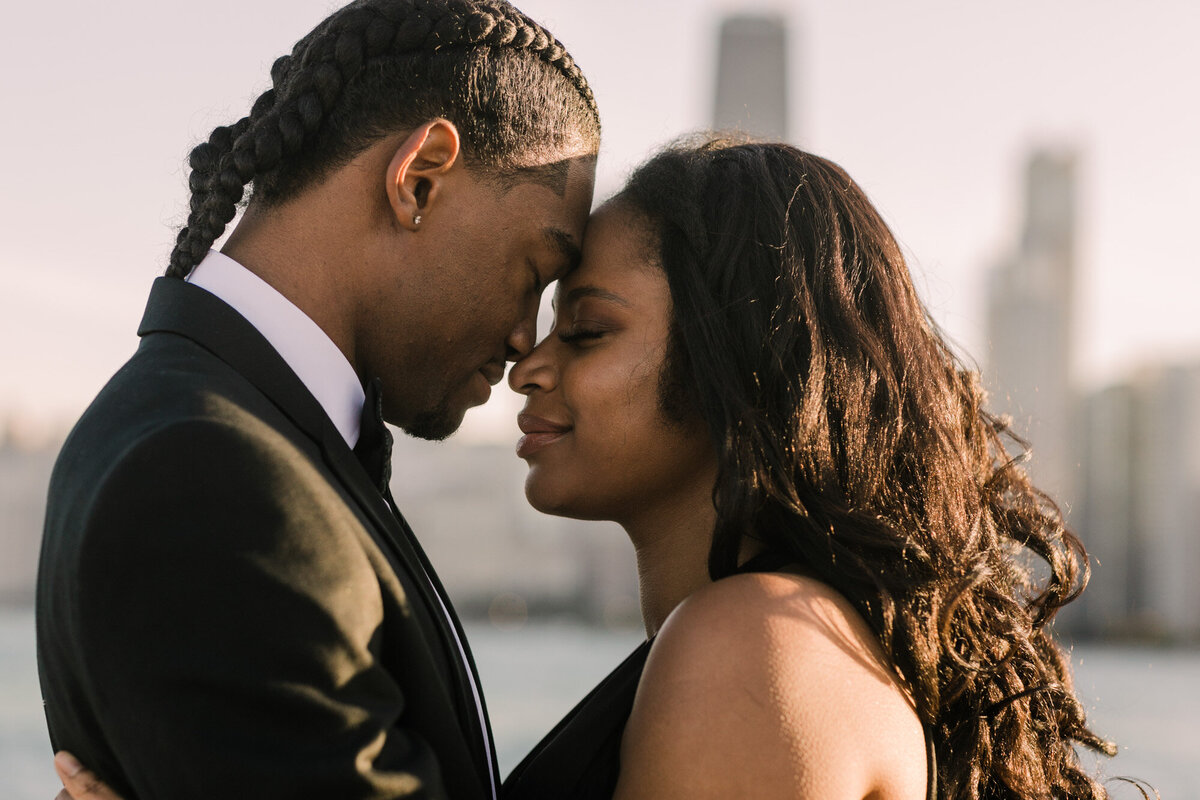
[
  {"x1": 984, "y1": 151, "x2": 1078, "y2": 508},
  {"x1": 712, "y1": 14, "x2": 790, "y2": 140}
]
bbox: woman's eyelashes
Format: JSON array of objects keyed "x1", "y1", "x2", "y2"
[{"x1": 557, "y1": 323, "x2": 609, "y2": 345}]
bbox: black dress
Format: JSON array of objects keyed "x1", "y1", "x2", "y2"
[
  {"x1": 503, "y1": 638, "x2": 653, "y2": 799},
  {"x1": 502, "y1": 557, "x2": 938, "y2": 800}
]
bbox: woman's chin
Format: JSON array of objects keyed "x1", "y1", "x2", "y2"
[
  {"x1": 523, "y1": 472, "x2": 560, "y2": 514},
  {"x1": 523, "y1": 481, "x2": 572, "y2": 518},
  {"x1": 523, "y1": 475, "x2": 608, "y2": 522}
]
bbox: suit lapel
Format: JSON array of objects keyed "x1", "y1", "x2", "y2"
[
  {"x1": 138, "y1": 277, "x2": 497, "y2": 791},
  {"x1": 138, "y1": 278, "x2": 332, "y2": 444},
  {"x1": 382, "y1": 488, "x2": 501, "y2": 788},
  {"x1": 318, "y1": 420, "x2": 498, "y2": 797}
]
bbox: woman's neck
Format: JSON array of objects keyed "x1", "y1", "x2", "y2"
[{"x1": 622, "y1": 489, "x2": 718, "y2": 638}]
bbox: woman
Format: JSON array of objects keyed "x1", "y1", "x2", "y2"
[
  {"x1": 55, "y1": 139, "x2": 1119, "y2": 799},
  {"x1": 502, "y1": 138, "x2": 1117, "y2": 799}
]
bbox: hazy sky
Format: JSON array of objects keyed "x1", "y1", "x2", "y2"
[{"x1": 2, "y1": 0, "x2": 1197, "y2": 440}]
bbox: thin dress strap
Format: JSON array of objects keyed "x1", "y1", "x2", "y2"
[
  {"x1": 733, "y1": 550, "x2": 796, "y2": 575},
  {"x1": 925, "y1": 726, "x2": 938, "y2": 799}
]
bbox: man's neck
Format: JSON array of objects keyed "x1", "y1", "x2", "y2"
[
  {"x1": 221, "y1": 202, "x2": 363, "y2": 375},
  {"x1": 187, "y1": 250, "x2": 366, "y2": 449}
]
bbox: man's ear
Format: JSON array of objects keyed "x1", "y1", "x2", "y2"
[{"x1": 385, "y1": 119, "x2": 461, "y2": 230}]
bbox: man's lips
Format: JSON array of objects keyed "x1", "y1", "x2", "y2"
[{"x1": 516, "y1": 413, "x2": 572, "y2": 457}]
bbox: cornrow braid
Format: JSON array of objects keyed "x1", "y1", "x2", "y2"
[{"x1": 167, "y1": 0, "x2": 599, "y2": 278}]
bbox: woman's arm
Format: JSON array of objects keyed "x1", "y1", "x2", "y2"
[{"x1": 613, "y1": 572, "x2": 927, "y2": 800}]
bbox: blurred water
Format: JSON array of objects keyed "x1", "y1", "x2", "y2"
[
  {"x1": 3, "y1": 608, "x2": 1193, "y2": 798},
  {"x1": 1070, "y1": 644, "x2": 1199, "y2": 798},
  {"x1": 2, "y1": 608, "x2": 58, "y2": 798}
]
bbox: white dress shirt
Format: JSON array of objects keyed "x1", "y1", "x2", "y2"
[{"x1": 187, "y1": 250, "x2": 365, "y2": 449}]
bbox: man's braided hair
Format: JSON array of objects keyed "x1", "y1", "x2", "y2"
[{"x1": 169, "y1": 0, "x2": 599, "y2": 279}]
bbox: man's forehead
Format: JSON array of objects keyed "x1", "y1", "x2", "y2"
[
  {"x1": 520, "y1": 161, "x2": 571, "y2": 197},
  {"x1": 544, "y1": 228, "x2": 582, "y2": 266},
  {"x1": 502, "y1": 152, "x2": 597, "y2": 198}
]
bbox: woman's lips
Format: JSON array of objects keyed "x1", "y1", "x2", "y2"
[{"x1": 516, "y1": 413, "x2": 571, "y2": 458}]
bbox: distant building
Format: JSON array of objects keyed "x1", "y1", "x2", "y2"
[
  {"x1": 984, "y1": 150, "x2": 1078, "y2": 510},
  {"x1": 1070, "y1": 363, "x2": 1200, "y2": 640},
  {"x1": 1073, "y1": 384, "x2": 1140, "y2": 635},
  {"x1": 1128, "y1": 364, "x2": 1200, "y2": 638},
  {"x1": 712, "y1": 14, "x2": 790, "y2": 140}
]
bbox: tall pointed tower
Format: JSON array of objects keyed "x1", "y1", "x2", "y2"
[{"x1": 712, "y1": 14, "x2": 790, "y2": 140}]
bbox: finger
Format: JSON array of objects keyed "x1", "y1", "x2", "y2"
[{"x1": 54, "y1": 752, "x2": 123, "y2": 800}]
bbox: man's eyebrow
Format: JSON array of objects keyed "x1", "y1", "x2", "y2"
[
  {"x1": 545, "y1": 228, "x2": 583, "y2": 272},
  {"x1": 562, "y1": 285, "x2": 631, "y2": 307}
]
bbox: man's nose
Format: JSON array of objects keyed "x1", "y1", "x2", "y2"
[{"x1": 505, "y1": 307, "x2": 538, "y2": 361}]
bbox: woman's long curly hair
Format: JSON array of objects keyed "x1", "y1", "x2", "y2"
[{"x1": 617, "y1": 138, "x2": 1120, "y2": 799}]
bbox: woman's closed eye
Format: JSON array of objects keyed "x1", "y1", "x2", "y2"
[{"x1": 557, "y1": 324, "x2": 610, "y2": 345}]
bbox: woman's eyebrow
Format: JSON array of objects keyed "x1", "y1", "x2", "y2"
[{"x1": 562, "y1": 285, "x2": 632, "y2": 307}]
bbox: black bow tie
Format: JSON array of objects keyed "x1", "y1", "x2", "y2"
[{"x1": 353, "y1": 377, "x2": 393, "y2": 494}]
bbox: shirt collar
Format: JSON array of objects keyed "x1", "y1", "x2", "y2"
[{"x1": 187, "y1": 250, "x2": 365, "y2": 449}]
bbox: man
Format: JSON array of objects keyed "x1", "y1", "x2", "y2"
[{"x1": 37, "y1": 1, "x2": 599, "y2": 798}]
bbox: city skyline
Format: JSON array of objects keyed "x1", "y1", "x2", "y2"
[
  {"x1": 980, "y1": 147, "x2": 1200, "y2": 640},
  {"x1": 2, "y1": 0, "x2": 1198, "y2": 441}
]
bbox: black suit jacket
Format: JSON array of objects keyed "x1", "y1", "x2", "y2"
[{"x1": 37, "y1": 278, "x2": 497, "y2": 800}]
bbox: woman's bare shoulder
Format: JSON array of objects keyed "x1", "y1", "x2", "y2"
[
  {"x1": 643, "y1": 571, "x2": 902, "y2": 693},
  {"x1": 615, "y1": 571, "x2": 927, "y2": 800}
]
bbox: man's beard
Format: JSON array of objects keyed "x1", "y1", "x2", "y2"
[{"x1": 402, "y1": 398, "x2": 465, "y2": 442}]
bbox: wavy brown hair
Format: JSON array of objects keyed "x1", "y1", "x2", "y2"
[{"x1": 617, "y1": 138, "x2": 1125, "y2": 799}]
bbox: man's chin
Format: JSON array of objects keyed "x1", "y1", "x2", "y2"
[{"x1": 401, "y1": 404, "x2": 467, "y2": 442}]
